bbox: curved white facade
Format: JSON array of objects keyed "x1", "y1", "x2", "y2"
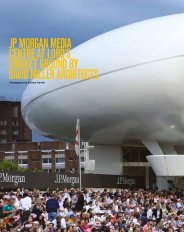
[
  {"x1": 147, "y1": 155, "x2": 184, "y2": 176},
  {"x1": 22, "y1": 14, "x2": 184, "y2": 146}
]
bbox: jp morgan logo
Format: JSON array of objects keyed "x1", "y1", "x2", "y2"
[
  {"x1": 117, "y1": 176, "x2": 135, "y2": 185},
  {"x1": 55, "y1": 174, "x2": 79, "y2": 186},
  {"x1": 0, "y1": 172, "x2": 26, "y2": 186}
]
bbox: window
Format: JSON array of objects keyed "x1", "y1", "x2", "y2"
[
  {"x1": 41, "y1": 151, "x2": 51, "y2": 155},
  {"x1": 55, "y1": 158, "x2": 65, "y2": 163},
  {"x1": 81, "y1": 157, "x2": 84, "y2": 162},
  {"x1": 81, "y1": 142, "x2": 88, "y2": 149},
  {"x1": 42, "y1": 169, "x2": 52, "y2": 173},
  {"x1": 56, "y1": 168, "x2": 65, "y2": 173},
  {"x1": 0, "y1": 120, "x2": 6, "y2": 126},
  {"x1": 13, "y1": 130, "x2": 19, "y2": 135},
  {"x1": 18, "y1": 151, "x2": 28, "y2": 155},
  {"x1": 5, "y1": 152, "x2": 14, "y2": 157},
  {"x1": 4, "y1": 158, "x2": 14, "y2": 162},
  {"x1": 18, "y1": 159, "x2": 28, "y2": 164},
  {"x1": 0, "y1": 129, "x2": 7, "y2": 135},
  {"x1": 123, "y1": 147, "x2": 149, "y2": 163},
  {"x1": 12, "y1": 121, "x2": 18, "y2": 126},
  {"x1": 42, "y1": 158, "x2": 52, "y2": 163},
  {"x1": 12, "y1": 106, "x2": 18, "y2": 117},
  {"x1": 55, "y1": 150, "x2": 65, "y2": 155}
]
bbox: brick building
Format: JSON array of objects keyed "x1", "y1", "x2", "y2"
[
  {"x1": 0, "y1": 100, "x2": 32, "y2": 143},
  {"x1": 0, "y1": 141, "x2": 85, "y2": 173}
]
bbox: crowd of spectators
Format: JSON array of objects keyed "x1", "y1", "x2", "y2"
[{"x1": 0, "y1": 187, "x2": 183, "y2": 232}]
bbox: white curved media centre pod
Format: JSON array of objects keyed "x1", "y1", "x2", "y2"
[
  {"x1": 21, "y1": 14, "x2": 184, "y2": 180},
  {"x1": 147, "y1": 155, "x2": 184, "y2": 176}
]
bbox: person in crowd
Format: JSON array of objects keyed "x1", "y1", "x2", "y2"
[
  {"x1": 75, "y1": 192, "x2": 84, "y2": 212},
  {"x1": 23, "y1": 214, "x2": 34, "y2": 228},
  {"x1": 32, "y1": 220, "x2": 43, "y2": 232},
  {"x1": 44, "y1": 221, "x2": 55, "y2": 232},
  {"x1": 20, "y1": 190, "x2": 32, "y2": 222},
  {"x1": 46, "y1": 193, "x2": 60, "y2": 222},
  {"x1": 71, "y1": 191, "x2": 78, "y2": 210},
  {"x1": 2, "y1": 197, "x2": 16, "y2": 224},
  {"x1": 32, "y1": 199, "x2": 45, "y2": 221},
  {"x1": 152, "y1": 203, "x2": 162, "y2": 224}
]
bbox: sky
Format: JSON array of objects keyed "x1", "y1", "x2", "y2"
[{"x1": 1, "y1": 0, "x2": 184, "y2": 140}]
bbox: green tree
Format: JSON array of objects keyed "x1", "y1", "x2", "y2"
[{"x1": 0, "y1": 159, "x2": 28, "y2": 172}]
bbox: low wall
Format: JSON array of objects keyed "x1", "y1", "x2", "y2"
[{"x1": 0, "y1": 171, "x2": 145, "y2": 189}]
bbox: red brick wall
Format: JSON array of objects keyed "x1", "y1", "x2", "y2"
[{"x1": 0, "y1": 101, "x2": 32, "y2": 143}]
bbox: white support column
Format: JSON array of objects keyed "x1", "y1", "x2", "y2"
[{"x1": 142, "y1": 140, "x2": 164, "y2": 155}]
